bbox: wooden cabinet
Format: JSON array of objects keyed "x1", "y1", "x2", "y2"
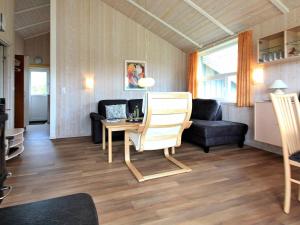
[
  {"x1": 258, "y1": 32, "x2": 284, "y2": 63},
  {"x1": 257, "y1": 25, "x2": 300, "y2": 64},
  {"x1": 254, "y1": 101, "x2": 281, "y2": 146}
]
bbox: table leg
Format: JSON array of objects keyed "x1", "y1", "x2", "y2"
[
  {"x1": 171, "y1": 147, "x2": 175, "y2": 155},
  {"x1": 108, "y1": 129, "x2": 112, "y2": 163},
  {"x1": 102, "y1": 124, "x2": 106, "y2": 151}
]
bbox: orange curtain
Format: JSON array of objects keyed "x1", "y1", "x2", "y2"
[
  {"x1": 187, "y1": 51, "x2": 199, "y2": 98},
  {"x1": 237, "y1": 31, "x2": 253, "y2": 107}
]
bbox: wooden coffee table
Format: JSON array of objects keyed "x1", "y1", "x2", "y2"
[{"x1": 101, "y1": 119, "x2": 140, "y2": 163}]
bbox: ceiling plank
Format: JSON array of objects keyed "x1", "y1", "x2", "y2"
[
  {"x1": 126, "y1": 0, "x2": 203, "y2": 48},
  {"x1": 183, "y1": 0, "x2": 234, "y2": 36},
  {"x1": 15, "y1": 20, "x2": 50, "y2": 31},
  {"x1": 269, "y1": 0, "x2": 289, "y2": 14},
  {"x1": 15, "y1": 3, "x2": 50, "y2": 15}
]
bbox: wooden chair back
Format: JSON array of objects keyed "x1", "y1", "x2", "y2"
[
  {"x1": 271, "y1": 93, "x2": 300, "y2": 157},
  {"x1": 139, "y1": 92, "x2": 192, "y2": 151}
]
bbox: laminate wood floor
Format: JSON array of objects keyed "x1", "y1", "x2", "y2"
[{"x1": 2, "y1": 130, "x2": 300, "y2": 225}]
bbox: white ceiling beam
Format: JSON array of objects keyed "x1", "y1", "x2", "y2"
[
  {"x1": 126, "y1": 0, "x2": 202, "y2": 48},
  {"x1": 269, "y1": 0, "x2": 289, "y2": 14},
  {"x1": 24, "y1": 31, "x2": 50, "y2": 40},
  {"x1": 15, "y1": 3, "x2": 50, "y2": 15},
  {"x1": 15, "y1": 20, "x2": 50, "y2": 31},
  {"x1": 183, "y1": 0, "x2": 234, "y2": 36}
]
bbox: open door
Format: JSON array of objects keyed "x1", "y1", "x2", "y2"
[
  {"x1": 15, "y1": 55, "x2": 25, "y2": 128},
  {"x1": 28, "y1": 68, "x2": 50, "y2": 124}
]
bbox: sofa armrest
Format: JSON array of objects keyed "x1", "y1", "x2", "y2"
[
  {"x1": 90, "y1": 113, "x2": 105, "y2": 144},
  {"x1": 90, "y1": 112, "x2": 105, "y2": 121}
]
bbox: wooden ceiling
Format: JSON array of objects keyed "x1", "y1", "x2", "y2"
[
  {"x1": 102, "y1": 0, "x2": 300, "y2": 52},
  {"x1": 15, "y1": 0, "x2": 50, "y2": 39},
  {"x1": 13, "y1": 0, "x2": 300, "y2": 50}
]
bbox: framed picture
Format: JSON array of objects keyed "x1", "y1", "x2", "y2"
[{"x1": 124, "y1": 60, "x2": 147, "y2": 91}]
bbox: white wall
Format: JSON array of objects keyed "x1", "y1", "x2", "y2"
[
  {"x1": 53, "y1": 0, "x2": 187, "y2": 138},
  {"x1": 15, "y1": 32, "x2": 24, "y2": 55},
  {"x1": 223, "y1": 7, "x2": 300, "y2": 154},
  {"x1": 0, "y1": 0, "x2": 15, "y2": 128},
  {"x1": 24, "y1": 33, "x2": 50, "y2": 65}
]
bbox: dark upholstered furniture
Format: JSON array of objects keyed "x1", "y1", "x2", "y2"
[
  {"x1": 90, "y1": 99, "x2": 143, "y2": 144},
  {"x1": 183, "y1": 99, "x2": 248, "y2": 153},
  {"x1": 90, "y1": 98, "x2": 248, "y2": 153},
  {"x1": 0, "y1": 193, "x2": 99, "y2": 225}
]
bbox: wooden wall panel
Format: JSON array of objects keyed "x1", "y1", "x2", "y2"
[
  {"x1": 0, "y1": 0, "x2": 15, "y2": 129},
  {"x1": 24, "y1": 33, "x2": 50, "y2": 65},
  {"x1": 222, "y1": 7, "x2": 300, "y2": 154},
  {"x1": 55, "y1": 0, "x2": 186, "y2": 138},
  {"x1": 15, "y1": 32, "x2": 24, "y2": 55}
]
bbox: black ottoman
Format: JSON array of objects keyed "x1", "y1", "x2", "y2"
[
  {"x1": 184, "y1": 120, "x2": 248, "y2": 153},
  {"x1": 0, "y1": 193, "x2": 99, "y2": 225}
]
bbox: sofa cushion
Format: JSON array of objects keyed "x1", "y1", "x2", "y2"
[
  {"x1": 128, "y1": 99, "x2": 144, "y2": 117},
  {"x1": 189, "y1": 120, "x2": 248, "y2": 138},
  {"x1": 289, "y1": 152, "x2": 300, "y2": 162},
  {"x1": 98, "y1": 100, "x2": 128, "y2": 118},
  {"x1": 105, "y1": 104, "x2": 127, "y2": 119},
  {"x1": 191, "y1": 99, "x2": 220, "y2": 120}
]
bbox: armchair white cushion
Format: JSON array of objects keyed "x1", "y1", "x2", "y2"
[{"x1": 124, "y1": 92, "x2": 193, "y2": 182}]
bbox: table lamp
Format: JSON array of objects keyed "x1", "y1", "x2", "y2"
[
  {"x1": 138, "y1": 77, "x2": 155, "y2": 114},
  {"x1": 269, "y1": 80, "x2": 288, "y2": 94},
  {"x1": 138, "y1": 77, "x2": 155, "y2": 89}
]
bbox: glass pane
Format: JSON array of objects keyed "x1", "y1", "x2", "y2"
[
  {"x1": 202, "y1": 43, "x2": 238, "y2": 74},
  {"x1": 228, "y1": 75, "x2": 237, "y2": 102},
  {"x1": 30, "y1": 71, "x2": 48, "y2": 95},
  {"x1": 202, "y1": 79, "x2": 225, "y2": 99},
  {"x1": 198, "y1": 39, "x2": 238, "y2": 102}
]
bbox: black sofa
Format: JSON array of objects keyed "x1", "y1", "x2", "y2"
[
  {"x1": 90, "y1": 98, "x2": 248, "y2": 153},
  {"x1": 183, "y1": 99, "x2": 248, "y2": 153},
  {"x1": 90, "y1": 99, "x2": 143, "y2": 144}
]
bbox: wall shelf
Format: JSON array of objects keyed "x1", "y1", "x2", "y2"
[
  {"x1": 258, "y1": 26, "x2": 300, "y2": 64},
  {"x1": 5, "y1": 128, "x2": 24, "y2": 161}
]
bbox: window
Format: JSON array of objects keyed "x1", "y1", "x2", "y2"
[
  {"x1": 198, "y1": 38, "x2": 238, "y2": 102},
  {"x1": 30, "y1": 71, "x2": 48, "y2": 95}
]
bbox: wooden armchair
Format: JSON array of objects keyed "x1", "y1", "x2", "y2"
[
  {"x1": 271, "y1": 93, "x2": 300, "y2": 214},
  {"x1": 124, "y1": 92, "x2": 192, "y2": 182}
]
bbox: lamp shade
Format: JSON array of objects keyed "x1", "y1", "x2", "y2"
[
  {"x1": 269, "y1": 80, "x2": 288, "y2": 89},
  {"x1": 138, "y1": 77, "x2": 155, "y2": 88}
]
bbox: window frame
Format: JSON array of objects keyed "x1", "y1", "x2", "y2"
[{"x1": 197, "y1": 38, "x2": 238, "y2": 103}]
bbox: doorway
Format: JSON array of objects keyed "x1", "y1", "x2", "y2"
[{"x1": 28, "y1": 68, "x2": 50, "y2": 125}]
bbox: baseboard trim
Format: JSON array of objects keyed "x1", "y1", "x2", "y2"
[{"x1": 245, "y1": 139, "x2": 282, "y2": 155}]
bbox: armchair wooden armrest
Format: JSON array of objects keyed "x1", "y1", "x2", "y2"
[{"x1": 184, "y1": 121, "x2": 192, "y2": 129}]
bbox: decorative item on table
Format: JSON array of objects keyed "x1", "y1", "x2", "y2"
[
  {"x1": 288, "y1": 47, "x2": 298, "y2": 56},
  {"x1": 124, "y1": 60, "x2": 147, "y2": 91},
  {"x1": 273, "y1": 51, "x2": 279, "y2": 60},
  {"x1": 268, "y1": 52, "x2": 274, "y2": 61},
  {"x1": 128, "y1": 113, "x2": 134, "y2": 122},
  {"x1": 262, "y1": 53, "x2": 268, "y2": 62},
  {"x1": 133, "y1": 105, "x2": 139, "y2": 121},
  {"x1": 269, "y1": 80, "x2": 288, "y2": 94}
]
